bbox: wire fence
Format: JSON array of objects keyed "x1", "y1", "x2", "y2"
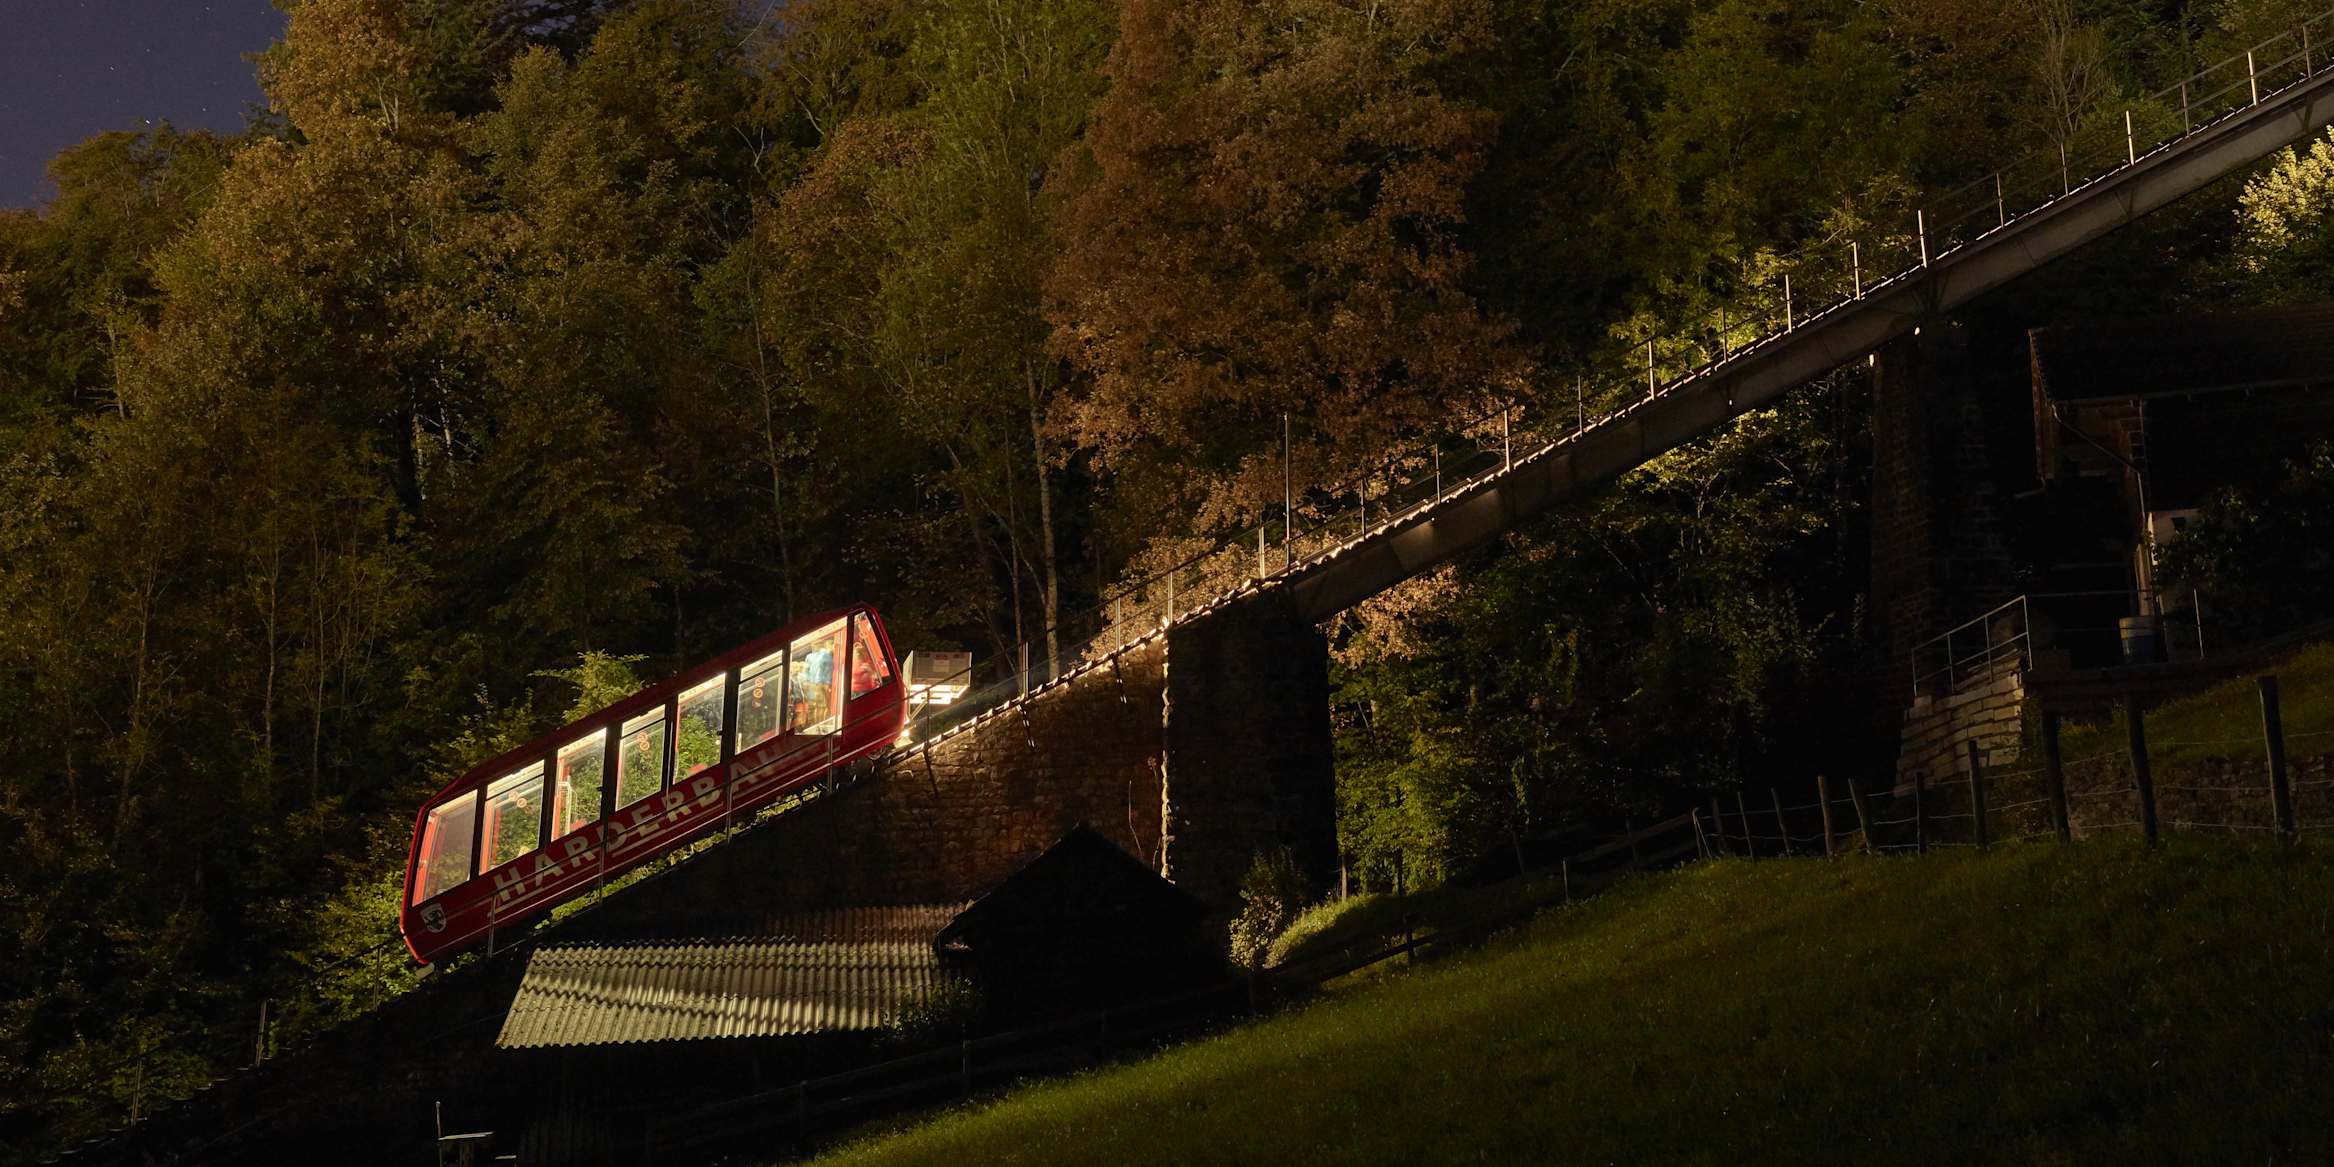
[
  {"x1": 43, "y1": 10, "x2": 2334, "y2": 1159},
  {"x1": 1711, "y1": 668, "x2": 2333, "y2": 860}
]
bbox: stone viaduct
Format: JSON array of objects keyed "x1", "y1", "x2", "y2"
[{"x1": 62, "y1": 44, "x2": 2334, "y2": 1167}]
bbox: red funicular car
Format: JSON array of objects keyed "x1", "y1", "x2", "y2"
[{"x1": 400, "y1": 606, "x2": 908, "y2": 963}]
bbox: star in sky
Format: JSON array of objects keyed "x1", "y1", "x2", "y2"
[{"x1": 0, "y1": 0, "x2": 287, "y2": 208}]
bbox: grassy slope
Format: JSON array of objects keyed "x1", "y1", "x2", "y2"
[
  {"x1": 806, "y1": 842, "x2": 2334, "y2": 1166},
  {"x1": 2058, "y1": 640, "x2": 2334, "y2": 767}
]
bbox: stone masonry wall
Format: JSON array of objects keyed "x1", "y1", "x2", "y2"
[{"x1": 1896, "y1": 668, "x2": 2028, "y2": 793}]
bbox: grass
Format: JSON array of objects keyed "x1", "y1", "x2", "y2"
[
  {"x1": 1265, "y1": 873, "x2": 1578, "y2": 970},
  {"x1": 801, "y1": 841, "x2": 2334, "y2": 1166},
  {"x1": 2056, "y1": 639, "x2": 2334, "y2": 768}
]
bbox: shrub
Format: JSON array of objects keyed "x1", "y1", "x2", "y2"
[{"x1": 1227, "y1": 848, "x2": 1310, "y2": 969}]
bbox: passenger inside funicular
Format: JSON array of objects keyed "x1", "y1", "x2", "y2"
[{"x1": 787, "y1": 620, "x2": 845, "y2": 734}]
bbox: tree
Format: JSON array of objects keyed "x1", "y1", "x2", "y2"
[{"x1": 1049, "y1": 0, "x2": 1524, "y2": 559}]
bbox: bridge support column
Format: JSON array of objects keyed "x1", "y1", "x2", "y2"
[
  {"x1": 1160, "y1": 586, "x2": 1338, "y2": 913},
  {"x1": 1869, "y1": 323, "x2": 2018, "y2": 773}
]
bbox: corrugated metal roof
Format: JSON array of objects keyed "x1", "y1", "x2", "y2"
[
  {"x1": 2032, "y1": 302, "x2": 2334, "y2": 402},
  {"x1": 497, "y1": 904, "x2": 966, "y2": 1049}
]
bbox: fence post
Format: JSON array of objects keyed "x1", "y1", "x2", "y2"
[
  {"x1": 2250, "y1": 50, "x2": 2260, "y2": 104},
  {"x1": 2182, "y1": 79, "x2": 2191, "y2": 132},
  {"x1": 1965, "y1": 739, "x2": 1991, "y2": 848},
  {"x1": 1817, "y1": 774, "x2": 1836, "y2": 857},
  {"x1": 2125, "y1": 692, "x2": 2159, "y2": 844},
  {"x1": 2262, "y1": 675, "x2": 2295, "y2": 840},
  {"x1": 961, "y1": 1038, "x2": 974, "y2": 1096},
  {"x1": 1563, "y1": 859, "x2": 1573, "y2": 902},
  {"x1": 1691, "y1": 808, "x2": 1709, "y2": 860},
  {"x1": 1735, "y1": 791, "x2": 1756, "y2": 860},
  {"x1": 1710, "y1": 797, "x2": 1727, "y2": 856},
  {"x1": 2042, "y1": 710, "x2": 2071, "y2": 843},
  {"x1": 253, "y1": 998, "x2": 271, "y2": 1067},
  {"x1": 1849, "y1": 778, "x2": 1875, "y2": 855},
  {"x1": 1913, "y1": 770, "x2": 1928, "y2": 854},
  {"x1": 1770, "y1": 789, "x2": 1790, "y2": 858}
]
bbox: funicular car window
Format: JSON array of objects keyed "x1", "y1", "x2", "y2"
[
  {"x1": 675, "y1": 675, "x2": 724, "y2": 778},
  {"x1": 786, "y1": 619, "x2": 846, "y2": 735},
  {"x1": 849, "y1": 613, "x2": 891, "y2": 698},
  {"x1": 481, "y1": 762, "x2": 545, "y2": 872},
  {"x1": 736, "y1": 652, "x2": 786, "y2": 753},
  {"x1": 555, "y1": 730, "x2": 606, "y2": 837},
  {"x1": 414, "y1": 790, "x2": 479, "y2": 904},
  {"x1": 616, "y1": 709, "x2": 667, "y2": 809}
]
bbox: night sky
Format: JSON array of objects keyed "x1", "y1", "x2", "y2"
[{"x1": 1, "y1": 1, "x2": 286, "y2": 208}]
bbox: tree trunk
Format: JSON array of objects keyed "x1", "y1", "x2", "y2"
[{"x1": 1028, "y1": 361, "x2": 1060, "y2": 676}]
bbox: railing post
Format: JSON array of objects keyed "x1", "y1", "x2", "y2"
[
  {"x1": 1502, "y1": 408, "x2": 1512, "y2": 472},
  {"x1": 1257, "y1": 525, "x2": 1267, "y2": 578},
  {"x1": 2307, "y1": 21, "x2": 2315, "y2": 72},
  {"x1": 2181, "y1": 79, "x2": 2191, "y2": 132},
  {"x1": 1917, "y1": 209, "x2": 1929, "y2": 266},
  {"x1": 1433, "y1": 447, "x2": 1442, "y2": 501},
  {"x1": 1646, "y1": 340, "x2": 1657, "y2": 397},
  {"x1": 1852, "y1": 241, "x2": 1863, "y2": 299},
  {"x1": 1784, "y1": 272, "x2": 1795, "y2": 330},
  {"x1": 1995, "y1": 172, "x2": 2006, "y2": 228},
  {"x1": 1913, "y1": 769, "x2": 1928, "y2": 855},
  {"x1": 1019, "y1": 641, "x2": 1030, "y2": 696},
  {"x1": 2124, "y1": 109, "x2": 2136, "y2": 164},
  {"x1": 1164, "y1": 571, "x2": 1174, "y2": 626},
  {"x1": 1736, "y1": 790, "x2": 1756, "y2": 859},
  {"x1": 1575, "y1": 377, "x2": 1585, "y2": 435},
  {"x1": 2262, "y1": 675, "x2": 2295, "y2": 840},
  {"x1": 2125, "y1": 692, "x2": 2159, "y2": 843},
  {"x1": 1965, "y1": 739, "x2": 1990, "y2": 848},
  {"x1": 2042, "y1": 710, "x2": 2071, "y2": 843},
  {"x1": 2059, "y1": 139, "x2": 2070, "y2": 195},
  {"x1": 1770, "y1": 789, "x2": 1789, "y2": 857},
  {"x1": 1817, "y1": 774, "x2": 1836, "y2": 857},
  {"x1": 2250, "y1": 50, "x2": 2260, "y2": 104},
  {"x1": 1849, "y1": 778, "x2": 1875, "y2": 855}
]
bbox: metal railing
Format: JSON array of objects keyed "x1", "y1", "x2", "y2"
[
  {"x1": 917, "y1": 9, "x2": 2334, "y2": 754},
  {"x1": 1910, "y1": 590, "x2": 2222, "y2": 698}
]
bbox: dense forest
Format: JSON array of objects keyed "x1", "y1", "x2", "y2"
[{"x1": 8, "y1": 0, "x2": 2334, "y2": 1153}]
